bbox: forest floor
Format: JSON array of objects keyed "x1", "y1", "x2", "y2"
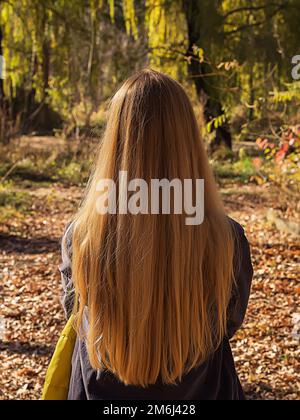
[{"x1": 0, "y1": 179, "x2": 299, "y2": 400}]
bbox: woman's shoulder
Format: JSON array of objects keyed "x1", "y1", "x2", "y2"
[
  {"x1": 227, "y1": 217, "x2": 245, "y2": 237},
  {"x1": 226, "y1": 217, "x2": 253, "y2": 338},
  {"x1": 227, "y1": 216, "x2": 252, "y2": 275}
]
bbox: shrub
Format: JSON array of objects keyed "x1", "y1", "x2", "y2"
[{"x1": 255, "y1": 125, "x2": 300, "y2": 192}]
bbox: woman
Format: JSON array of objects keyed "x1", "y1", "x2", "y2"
[{"x1": 60, "y1": 69, "x2": 253, "y2": 400}]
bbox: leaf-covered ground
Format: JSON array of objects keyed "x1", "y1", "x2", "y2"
[{"x1": 0, "y1": 182, "x2": 299, "y2": 400}]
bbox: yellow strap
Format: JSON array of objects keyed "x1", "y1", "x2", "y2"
[{"x1": 41, "y1": 315, "x2": 77, "y2": 400}]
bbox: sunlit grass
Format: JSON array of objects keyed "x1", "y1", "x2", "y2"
[{"x1": 212, "y1": 157, "x2": 257, "y2": 184}]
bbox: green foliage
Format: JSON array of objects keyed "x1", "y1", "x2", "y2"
[
  {"x1": 54, "y1": 161, "x2": 91, "y2": 185},
  {"x1": 122, "y1": 0, "x2": 138, "y2": 39},
  {"x1": 212, "y1": 157, "x2": 258, "y2": 184},
  {"x1": 0, "y1": 182, "x2": 34, "y2": 222},
  {"x1": 0, "y1": 153, "x2": 92, "y2": 186},
  {"x1": 109, "y1": 0, "x2": 115, "y2": 22},
  {"x1": 1, "y1": 0, "x2": 300, "y2": 171},
  {"x1": 206, "y1": 114, "x2": 227, "y2": 133},
  {"x1": 0, "y1": 0, "x2": 145, "y2": 134},
  {"x1": 271, "y1": 82, "x2": 300, "y2": 103},
  {"x1": 0, "y1": 186, "x2": 32, "y2": 211},
  {"x1": 255, "y1": 125, "x2": 300, "y2": 191},
  {"x1": 145, "y1": 0, "x2": 188, "y2": 80}
]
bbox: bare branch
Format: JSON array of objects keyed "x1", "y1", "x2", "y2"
[
  {"x1": 222, "y1": 2, "x2": 287, "y2": 20},
  {"x1": 224, "y1": 4, "x2": 288, "y2": 36}
]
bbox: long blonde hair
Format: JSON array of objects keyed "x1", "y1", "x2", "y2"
[{"x1": 71, "y1": 69, "x2": 235, "y2": 387}]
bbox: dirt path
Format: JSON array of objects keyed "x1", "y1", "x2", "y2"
[{"x1": 0, "y1": 183, "x2": 299, "y2": 400}]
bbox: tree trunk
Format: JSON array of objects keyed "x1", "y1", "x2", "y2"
[
  {"x1": 0, "y1": 26, "x2": 10, "y2": 144},
  {"x1": 248, "y1": 64, "x2": 254, "y2": 122},
  {"x1": 0, "y1": 27, "x2": 5, "y2": 106},
  {"x1": 184, "y1": 1, "x2": 232, "y2": 152}
]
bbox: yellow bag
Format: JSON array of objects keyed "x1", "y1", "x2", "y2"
[{"x1": 42, "y1": 315, "x2": 76, "y2": 400}]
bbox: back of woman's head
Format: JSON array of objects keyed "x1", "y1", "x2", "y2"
[{"x1": 72, "y1": 69, "x2": 235, "y2": 387}]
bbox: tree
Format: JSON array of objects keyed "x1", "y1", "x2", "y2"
[
  {"x1": 1, "y1": 0, "x2": 300, "y2": 146},
  {"x1": 184, "y1": 0, "x2": 232, "y2": 150}
]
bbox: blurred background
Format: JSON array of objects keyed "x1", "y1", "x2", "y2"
[{"x1": 0, "y1": 0, "x2": 299, "y2": 400}]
